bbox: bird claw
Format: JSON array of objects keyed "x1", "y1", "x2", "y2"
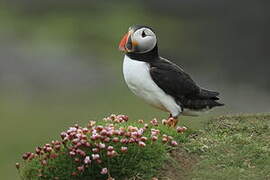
[{"x1": 166, "y1": 117, "x2": 178, "y2": 127}]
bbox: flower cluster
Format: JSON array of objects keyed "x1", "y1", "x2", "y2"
[
  {"x1": 103, "y1": 114, "x2": 129, "y2": 123},
  {"x1": 17, "y1": 114, "x2": 187, "y2": 180}
]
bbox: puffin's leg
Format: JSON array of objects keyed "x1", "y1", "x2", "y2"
[
  {"x1": 172, "y1": 116, "x2": 178, "y2": 127},
  {"x1": 167, "y1": 114, "x2": 173, "y2": 126},
  {"x1": 167, "y1": 114, "x2": 178, "y2": 127}
]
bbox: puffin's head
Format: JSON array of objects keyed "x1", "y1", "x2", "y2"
[{"x1": 119, "y1": 25, "x2": 157, "y2": 54}]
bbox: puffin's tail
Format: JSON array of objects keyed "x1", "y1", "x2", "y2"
[
  {"x1": 199, "y1": 88, "x2": 224, "y2": 108},
  {"x1": 183, "y1": 98, "x2": 224, "y2": 110},
  {"x1": 183, "y1": 88, "x2": 224, "y2": 109},
  {"x1": 199, "y1": 88, "x2": 220, "y2": 100}
]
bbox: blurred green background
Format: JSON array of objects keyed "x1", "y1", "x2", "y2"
[{"x1": 0, "y1": 0, "x2": 269, "y2": 179}]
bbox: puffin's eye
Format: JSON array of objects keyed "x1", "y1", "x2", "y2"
[{"x1": 141, "y1": 31, "x2": 146, "y2": 38}]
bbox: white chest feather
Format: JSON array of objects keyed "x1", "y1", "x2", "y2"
[{"x1": 122, "y1": 55, "x2": 182, "y2": 117}]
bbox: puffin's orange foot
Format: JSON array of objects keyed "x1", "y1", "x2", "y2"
[{"x1": 167, "y1": 117, "x2": 178, "y2": 127}]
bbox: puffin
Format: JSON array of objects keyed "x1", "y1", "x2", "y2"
[{"x1": 119, "y1": 25, "x2": 224, "y2": 127}]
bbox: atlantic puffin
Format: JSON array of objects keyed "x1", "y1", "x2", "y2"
[{"x1": 119, "y1": 25, "x2": 224, "y2": 127}]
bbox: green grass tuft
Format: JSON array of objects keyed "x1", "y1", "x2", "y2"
[{"x1": 184, "y1": 114, "x2": 270, "y2": 180}]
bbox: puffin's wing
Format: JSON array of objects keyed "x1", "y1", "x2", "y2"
[
  {"x1": 150, "y1": 58, "x2": 223, "y2": 109},
  {"x1": 150, "y1": 58, "x2": 200, "y2": 99}
]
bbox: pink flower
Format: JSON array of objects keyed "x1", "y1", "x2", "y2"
[
  {"x1": 128, "y1": 126, "x2": 138, "y2": 132},
  {"x1": 35, "y1": 147, "x2": 42, "y2": 154},
  {"x1": 138, "y1": 141, "x2": 146, "y2": 147},
  {"x1": 131, "y1": 131, "x2": 138, "y2": 137},
  {"x1": 41, "y1": 160, "x2": 47, "y2": 166},
  {"x1": 100, "y1": 129, "x2": 107, "y2": 136},
  {"x1": 44, "y1": 147, "x2": 52, "y2": 153},
  {"x1": 92, "y1": 154, "x2": 100, "y2": 160},
  {"x1": 82, "y1": 128, "x2": 89, "y2": 134},
  {"x1": 81, "y1": 134, "x2": 87, "y2": 140},
  {"x1": 96, "y1": 125, "x2": 104, "y2": 131},
  {"x1": 151, "y1": 129, "x2": 160, "y2": 136},
  {"x1": 76, "y1": 149, "x2": 86, "y2": 156},
  {"x1": 120, "y1": 146, "x2": 128, "y2": 153},
  {"x1": 119, "y1": 129, "x2": 125, "y2": 135},
  {"x1": 107, "y1": 131, "x2": 113, "y2": 137},
  {"x1": 15, "y1": 162, "x2": 20, "y2": 169},
  {"x1": 138, "y1": 119, "x2": 144, "y2": 123},
  {"x1": 151, "y1": 136, "x2": 158, "y2": 141},
  {"x1": 72, "y1": 138, "x2": 80, "y2": 145},
  {"x1": 92, "y1": 148, "x2": 99, "y2": 153},
  {"x1": 88, "y1": 120, "x2": 96, "y2": 127},
  {"x1": 91, "y1": 134, "x2": 100, "y2": 141},
  {"x1": 162, "y1": 134, "x2": 168, "y2": 138},
  {"x1": 68, "y1": 127, "x2": 77, "y2": 132},
  {"x1": 129, "y1": 138, "x2": 136, "y2": 143},
  {"x1": 117, "y1": 114, "x2": 128, "y2": 122},
  {"x1": 171, "y1": 140, "x2": 178, "y2": 146},
  {"x1": 103, "y1": 137, "x2": 111, "y2": 143},
  {"x1": 101, "y1": 167, "x2": 108, "y2": 174},
  {"x1": 176, "y1": 126, "x2": 187, "y2": 133},
  {"x1": 144, "y1": 123, "x2": 149, "y2": 128},
  {"x1": 50, "y1": 153, "x2": 58, "y2": 159},
  {"x1": 112, "y1": 137, "x2": 119, "y2": 143},
  {"x1": 69, "y1": 151, "x2": 76, "y2": 156},
  {"x1": 137, "y1": 129, "x2": 144, "y2": 136},
  {"x1": 107, "y1": 146, "x2": 114, "y2": 151},
  {"x1": 107, "y1": 150, "x2": 117, "y2": 157},
  {"x1": 141, "y1": 136, "x2": 148, "y2": 142},
  {"x1": 99, "y1": 143, "x2": 106, "y2": 149},
  {"x1": 75, "y1": 133, "x2": 82, "y2": 138},
  {"x1": 77, "y1": 165, "x2": 85, "y2": 172},
  {"x1": 120, "y1": 138, "x2": 128, "y2": 144},
  {"x1": 150, "y1": 118, "x2": 158, "y2": 126},
  {"x1": 54, "y1": 144, "x2": 61, "y2": 151},
  {"x1": 113, "y1": 130, "x2": 120, "y2": 135},
  {"x1": 162, "y1": 137, "x2": 168, "y2": 143},
  {"x1": 109, "y1": 114, "x2": 117, "y2": 120},
  {"x1": 84, "y1": 156, "x2": 91, "y2": 164},
  {"x1": 60, "y1": 132, "x2": 67, "y2": 139}
]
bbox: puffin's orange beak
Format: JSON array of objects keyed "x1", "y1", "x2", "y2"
[
  {"x1": 119, "y1": 30, "x2": 139, "y2": 52},
  {"x1": 119, "y1": 32, "x2": 130, "y2": 52}
]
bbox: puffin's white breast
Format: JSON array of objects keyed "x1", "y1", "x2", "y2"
[{"x1": 122, "y1": 55, "x2": 181, "y2": 117}]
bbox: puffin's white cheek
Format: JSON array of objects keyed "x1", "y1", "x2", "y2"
[{"x1": 138, "y1": 38, "x2": 156, "y2": 52}]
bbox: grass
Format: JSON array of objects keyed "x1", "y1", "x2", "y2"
[{"x1": 176, "y1": 114, "x2": 270, "y2": 180}]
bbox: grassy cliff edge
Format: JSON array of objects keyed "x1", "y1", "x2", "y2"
[{"x1": 167, "y1": 114, "x2": 270, "y2": 180}]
